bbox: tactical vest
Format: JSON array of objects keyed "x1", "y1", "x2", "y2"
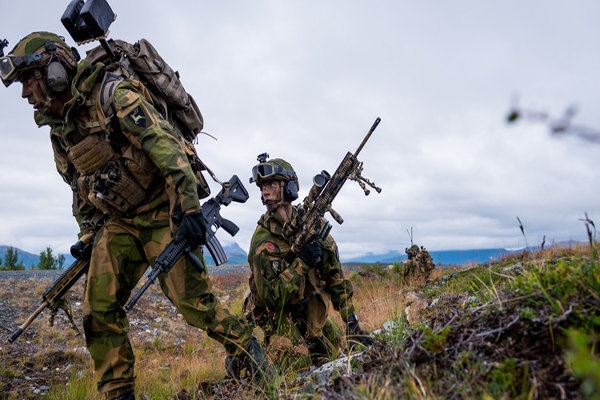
[{"x1": 65, "y1": 73, "x2": 164, "y2": 216}]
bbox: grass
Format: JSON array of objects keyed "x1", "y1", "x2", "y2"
[{"x1": 3, "y1": 241, "x2": 600, "y2": 399}]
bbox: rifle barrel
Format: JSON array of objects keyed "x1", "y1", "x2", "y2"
[{"x1": 354, "y1": 117, "x2": 381, "y2": 157}]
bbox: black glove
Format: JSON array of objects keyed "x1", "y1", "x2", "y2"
[
  {"x1": 298, "y1": 240, "x2": 323, "y2": 268},
  {"x1": 346, "y1": 313, "x2": 374, "y2": 347},
  {"x1": 175, "y1": 210, "x2": 208, "y2": 249},
  {"x1": 70, "y1": 239, "x2": 93, "y2": 260}
]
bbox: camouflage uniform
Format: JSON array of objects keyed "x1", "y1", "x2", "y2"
[
  {"x1": 404, "y1": 244, "x2": 435, "y2": 282},
  {"x1": 11, "y1": 36, "x2": 254, "y2": 398},
  {"x1": 246, "y1": 206, "x2": 353, "y2": 369}
]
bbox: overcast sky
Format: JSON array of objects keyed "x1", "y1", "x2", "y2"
[{"x1": 1, "y1": 1, "x2": 599, "y2": 259}]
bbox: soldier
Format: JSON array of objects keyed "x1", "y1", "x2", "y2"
[
  {"x1": 244, "y1": 155, "x2": 373, "y2": 370},
  {"x1": 0, "y1": 32, "x2": 271, "y2": 399},
  {"x1": 416, "y1": 246, "x2": 435, "y2": 278},
  {"x1": 404, "y1": 244, "x2": 435, "y2": 282}
]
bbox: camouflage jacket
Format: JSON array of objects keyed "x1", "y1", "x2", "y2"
[
  {"x1": 248, "y1": 206, "x2": 355, "y2": 322},
  {"x1": 34, "y1": 59, "x2": 200, "y2": 236}
]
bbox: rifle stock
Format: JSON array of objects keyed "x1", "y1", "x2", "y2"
[{"x1": 8, "y1": 257, "x2": 90, "y2": 343}]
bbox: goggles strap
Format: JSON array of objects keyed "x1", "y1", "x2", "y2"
[{"x1": 32, "y1": 69, "x2": 56, "y2": 115}]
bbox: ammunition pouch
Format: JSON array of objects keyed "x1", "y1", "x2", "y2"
[
  {"x1": 67, "y1": 134, "x2": 114, "y2": 175},
  {"x1": 69, "y1": 134, "x2": 159, "y2": 215},
  {"x1": 86, "y1": 161, "x2": 145, "y2": 214}
]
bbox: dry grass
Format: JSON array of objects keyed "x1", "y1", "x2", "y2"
[{"x1": 2, "y1": 244, "x2": 599, "y2": 399}]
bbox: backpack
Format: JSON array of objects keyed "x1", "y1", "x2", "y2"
[{"x1": 85, "y1": 38, "x2": 212, "y2": 198}]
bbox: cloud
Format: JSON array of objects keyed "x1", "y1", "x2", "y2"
[{"x1": 0, "y1": 1, "x2": 599, "y2": 258}]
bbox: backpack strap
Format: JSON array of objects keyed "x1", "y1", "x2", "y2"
[{"x1": 83, "y1": 72, "x2": 123, "y2": 133}]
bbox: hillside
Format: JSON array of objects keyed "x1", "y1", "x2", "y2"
[{"x1": 0, "y1": 243, "x2": 598, "y2": 398}]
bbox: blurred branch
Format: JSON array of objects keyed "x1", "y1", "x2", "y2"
[{"x1": 506, "y1": 94, "x2": 600, "y2": 143}]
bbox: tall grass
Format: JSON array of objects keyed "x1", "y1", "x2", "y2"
[{"x1": 11, "y1": 240, "x2": 600, "y2": 399}]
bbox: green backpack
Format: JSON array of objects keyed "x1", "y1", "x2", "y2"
[{"x1": 85, "y1": 38, "x2": 213, "y2": 198}]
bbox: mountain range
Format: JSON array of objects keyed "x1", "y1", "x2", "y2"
[
  {"x1": 342, "y1": 247, "x2": 525, "y2": 265},
  {"x1": 0, "y1": 242, "x2": 249, "y2": 269},
  {"x1": 1, "y1": 242, "x2": 534, "y2": 270}
]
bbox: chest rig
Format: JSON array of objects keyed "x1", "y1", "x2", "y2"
[{"x1": 66, "y1": 72, "x2": 161, "y2": 216}]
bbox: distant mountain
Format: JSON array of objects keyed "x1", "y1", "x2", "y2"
[
  {"x1": 3, "y1": 241, "x2": 579, "y2": 269},
  {"x1": 345, "y1": 240, "x2": 585, "y2": 266},
  {"x1": 204, "y1": 242, "x2": 248, "y2": 265},
  {"x1": 342, "y1": 247, "x2": 525, "y2": 266},
  {"x1": 0, "y1": 245, "x2": 52, "y2": 269},
  {"x1": 0, "y1": 242, "x2": 249, "y2": 270}
]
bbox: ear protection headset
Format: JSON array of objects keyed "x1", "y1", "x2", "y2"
[
  {"x1": 45, "y1": 60, "x2": 69, "y2": 93},
  {"x1": 283, "y1": 179, "x2": 298, "y2": 202},
  {"x1": 43, "y1": 41, "x2": 70, "y2": 93}
]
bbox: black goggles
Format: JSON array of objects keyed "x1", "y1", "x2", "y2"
[
  {"x1": 0, "y1": 53, "x2": 44, "y2": 82},
  {"x1": 250, "y1": 162, "x2": 295, "y2": 184}
]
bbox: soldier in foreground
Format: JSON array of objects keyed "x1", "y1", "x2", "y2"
[
  {"x1": 243, "y1": 155, "x2": 373, "y2": 370},
  {"x1": 1, "y1": 32, "x2": 270, "y2": 399}
]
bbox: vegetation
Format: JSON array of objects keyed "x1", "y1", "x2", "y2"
[
  {"x1": 0, "y1": 245, "x2": 68, "y2": 271},
  {"x1": 37, "y1": 247, "x2": 66, "y2": 270},
  {"x1": 0, "y1": 246, "x2": 25, "y2": 271},
  {"x1": 1, "y1": 242, "x2": 599, "y2": 399}
]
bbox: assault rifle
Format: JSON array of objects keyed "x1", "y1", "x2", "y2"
[
  {"x1": 8, "y1": 176, "x2": 248, "y2": 341},
  {"x1": 8, "y1": 234, "x2": 93, "y2": 343},
  {"x1": 283, "y1": 117, "x2": 382, "y2": 259},
  {"x1": 124, "y1": 175, "x2": 249, "y2": 311}
]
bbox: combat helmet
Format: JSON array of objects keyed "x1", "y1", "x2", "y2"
[
  {"x1": 250, "y1": 152, "x2": 299, "y2": 202},
  {"x1": 406, "y1": 244, "x2": 420, "y2": 259},
  {"x1": 0, "y1": 31, "x2": 80, "y2": 90}
]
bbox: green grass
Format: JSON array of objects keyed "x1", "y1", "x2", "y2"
[{"x1": 10, "y1": 242, "x2": 600, "y2": 399}]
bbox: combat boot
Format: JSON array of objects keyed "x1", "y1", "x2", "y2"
[
  {"x1": 346, "y1": 313, "x2": 375, "y2": 348},
  {"x1": 225, "y1": 336, "x2": 274, "y2": 386},
  {"x1": 306, "y1": 336, "x2": 331, "y2": 367},
  {"x1": 110, "y1": 391, "x2": 135, "y2": 400}
]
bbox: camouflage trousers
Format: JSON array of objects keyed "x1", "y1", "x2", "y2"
[
  {"x1": 83, "y1": 219, "x2": 253, "y2": 399},
  {"x1": 247, "y1": 291, "x2": 344, "y2": 371}
]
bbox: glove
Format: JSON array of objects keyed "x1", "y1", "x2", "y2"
[
  {"x1": 70, "y1": 239, "x2": 93, "y2": 260},
  {"x1": 175, "y1": 210, "x2": 208, "y2": 249},
  {"x1": 346, "y1": 313, "x2": 375, "y2": 347},
  {"x1": 298, "y1": 240, "x2": 323, "y2": 268}
]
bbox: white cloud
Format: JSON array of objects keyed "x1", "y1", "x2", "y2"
[{"x1": 0, "y1": 0, "x2": 599, "y2": 259}]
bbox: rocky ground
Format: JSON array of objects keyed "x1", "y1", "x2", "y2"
[
  {"x1": 0, "y1": 268, "x2": 252, "y2": 399},
  {"x1": 1, "y1": 253, "x2": 597, "y2": 399}
]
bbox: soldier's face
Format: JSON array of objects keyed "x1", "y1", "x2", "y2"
[
  {"x1": 20, "y1": 71, "x2": 63, "y2": 116},
  {"x1": 20, "y1": 73, "x2": 44, "y2": 109},
  {"x1": 261, "y1": 181, "x2": 282, "y2": 203}
]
